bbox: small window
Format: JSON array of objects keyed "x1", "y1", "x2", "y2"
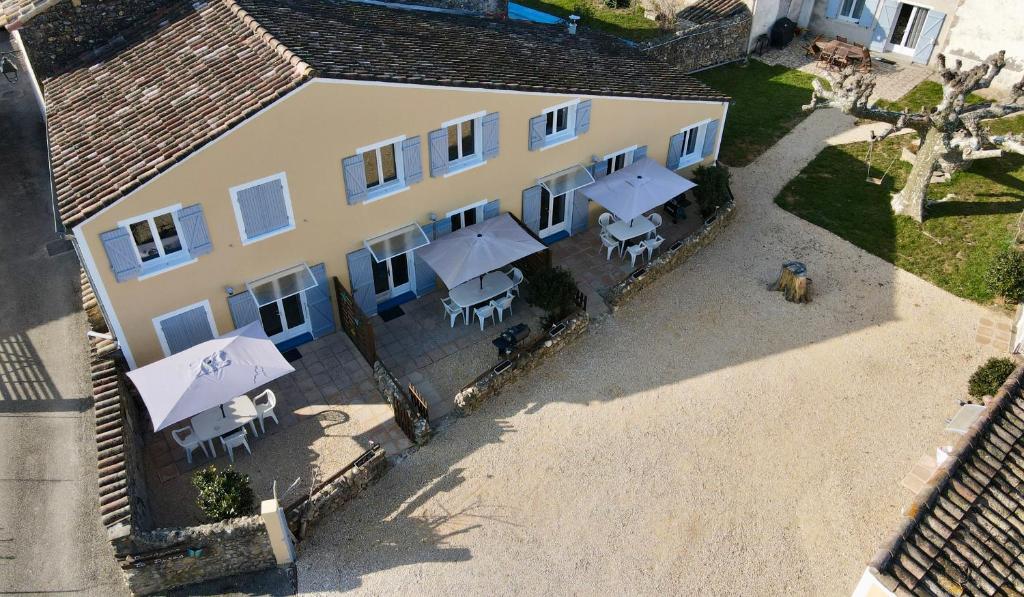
[
  {"x1": 446, "y1": 117, "x2": 479, "y2": 164},
  {"x1": 677, "y1": 124, "x2": 705, "y2": 169},
  {"x1": 448, "y1": 201, "x2": 485, "y2": 232},
  {"x1": 838, "y1": 0, "x2": 866, "y2": 20},
  {"x1": 602, "y1": 146, "x2": 637, "y2": 176},
  {"x1": 542, "y1": 101, "x2": 578, "y2": 144},
  {"x1": 359, "y1": 137, "x2": 406, "y2": 198},
  {"x1": 126, "y1": 209, "x2": 184, "y2": 264}
]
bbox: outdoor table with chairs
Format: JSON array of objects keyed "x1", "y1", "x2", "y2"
[
  {"x1": 599, "y1": 212, "x2": 666, "y2": 267},
  {"x1": 444, "y1": 268, "x2": 522, "y2": 329},
  {"x1": 807, "y1": 35, "x2": 872, "y2": 72}
]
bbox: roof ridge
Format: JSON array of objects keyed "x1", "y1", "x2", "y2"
[{"x1": 220, "y1": 0, "x2": 315, "y2": 79}]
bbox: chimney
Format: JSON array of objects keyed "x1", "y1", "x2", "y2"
[{"x1": 568, "y1": 14, "x2": 580, "y2": 34}]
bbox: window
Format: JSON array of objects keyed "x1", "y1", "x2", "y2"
[
  {"x1": 542, "y1": 100, "x2": 578, "y2": 144},
  {"x1": 602, "y1": 146, "x2": 637, "y2": 176},
  {"x1": 152, "y1": 300, "x2": 217, "y2": 357},
  {"x1": 229, "y1": 173, "x2": 295, "y2": 245},
  {"x1": 126, "y1": 209, "x2": 184, "y2": 264},
  {"x1": 446, "y1": 115, "x2": 481, "y2": 166},
  {"x1": 448, "y1": 200, "x2": 486, "y2": 232},
  {"x1": 677, "y1": 124, "x2": 705, "y2": 168},
  {"x1": 838, "y1": 0, "x2": 866, "y2": 20},
  {"x1": 357, "y1": 136, "x2": 407, "y2": 201}
]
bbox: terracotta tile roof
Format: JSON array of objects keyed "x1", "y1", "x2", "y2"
[
  {"x1": 237, "y1": 0, "x2": 730, "y2": 102},
  {"x1": 0, "y1": 0, "x2": 60, "y2": 28},
  {"x1": 869, "y1": 366, "x2": 1024, "y2": 596},
  {"x1": 677, "y1": 0, "x2": 747, "y2": 25},
  {"x1": 46, "y1": 0, "x2": 311, "y2": 228}
]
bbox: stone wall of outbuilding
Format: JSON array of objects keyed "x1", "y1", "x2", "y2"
[{"x1": 641, "y1": 11, "x2": 752, "y2": 73}]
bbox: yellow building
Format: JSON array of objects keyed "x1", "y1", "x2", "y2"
[{"x1": 46, "y1": 0, "x2": 730, "y2": 368}]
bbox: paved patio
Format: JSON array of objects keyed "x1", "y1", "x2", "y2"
[{"x1": 142, "y1": 330, "x2": 410, "y2": 528}]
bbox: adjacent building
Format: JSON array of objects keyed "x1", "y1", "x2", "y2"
[{"x1": 24, "y1": 0, "x2": 729, "y2": 368}]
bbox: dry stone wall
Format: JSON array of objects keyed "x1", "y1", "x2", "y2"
[{"x1": 641, "y1": 12, "x2": 751, "y2": 73}]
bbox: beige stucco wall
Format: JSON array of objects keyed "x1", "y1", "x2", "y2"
[
  {"x1": 77, "y1": 79, "x2": 727, "y2": 367},
  {"x1": 939, "y1": 0, "x2": 1024, "y2": 92}
]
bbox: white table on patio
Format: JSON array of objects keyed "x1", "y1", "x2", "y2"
[
  {"x1": 449, "y1": 270, "x2": 514, "y2": 322},
  {"x1": 606, "y1": 216, "x2": 655, "y2": 244},
  {"x1": 190, "y1": 395, "x2": 258, "y2": 455}
]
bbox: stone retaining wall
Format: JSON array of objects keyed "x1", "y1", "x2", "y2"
[
  {"x1": 641, "y1": 12, "x2": 751, "y2": 73},
  {"x1": 373, "y1": 361, "x2": 430, "y2": 445},
  {"x1": 602, "y1": 198, "x2": 737, "y2": 311},
  {"x1": 455, "y1": 312, "x2": 590, "y2": 414}
]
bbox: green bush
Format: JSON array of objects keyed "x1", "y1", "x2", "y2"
[
  {"x1": 968, "y1": 357, "x2": 1017, "y2": 398},
  {"x1": 692, "y1": 164, "x2": 731, "y2": 218},
  {"x1": 986, "y1": 246, "x2": 1024, "y2": 303},
  {"x1": 524, "y1": 266, "x2": 581, "y2": 327},
  {"x1": 192, "y1": 466, "x2": 256, "y2": 522}
]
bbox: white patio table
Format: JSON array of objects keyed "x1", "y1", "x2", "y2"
[
  {"x1": 449, "y1": 270, "x2": 514, "y2": 323},
  {"x1": 190, "y1": 395, "x2": 258, "y2": 455},
  {"x1": 606, "y1": 216, "x2": 655, "y2": 243}
]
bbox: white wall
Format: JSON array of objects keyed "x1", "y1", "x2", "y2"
[{"x1": 940, "y1": 0, "x2": 1024, "y2": 92}]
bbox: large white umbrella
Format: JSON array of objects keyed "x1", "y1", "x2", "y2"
[
  {"x1": 416, "y1": 212, "x2": 546, "y2": 289},
  {"x1": 581, "y1": 157, "x2": 696, "y2": 223},
  {"x1": 127, "y1": 322, "x2": 295, "y2": 431}
]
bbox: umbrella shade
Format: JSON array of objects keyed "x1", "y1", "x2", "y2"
[
  {"x1": 415, "y1": 213, "x2": 546, "y2": 289},
  {"x1": 127, "y1": 322, "x2": 296, "y2": 431},
  {"x1": 581, "y1": 157, "x2": 696, "y2": 223}
]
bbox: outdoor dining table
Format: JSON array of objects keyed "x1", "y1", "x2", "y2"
[
  {"x1": 190, "y1": 395, "x2": 258, "y2": 455},
  {"x1": 449, "y1": 270, "x2": 514, "y2": 322},
  {"x1": 606, "y1": 216, "x2": 655, "y2": 244},
  {"x1": 812, "y1": 39, "x2": 869, "y2": 68}
]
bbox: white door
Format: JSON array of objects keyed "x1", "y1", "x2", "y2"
[
  {"x1": 371, "y1": 252, "x2": 412, "y2": 301},
  {"x1": 886, "y1": 2, "x2": 929, "y2": 55},
  {"x1": 259, "y1": 292, "x2": 310, "y2": 343},
  {"x1": 539, "y1": 187, "x2": 572, "y2": 237}
]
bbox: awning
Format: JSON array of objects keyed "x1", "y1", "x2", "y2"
[
  {"x1": 365, "y1": 222, "x2": 430, "y2": 263},
  {"x1": 538, "y1": 164, "x2": 595, "y2": 197},
  {"x1": 579, "y1": 157, "x2": 696, "y2": 222},
  {"x1": 246, "y1": 263, "x2": 317, "y2": 307}
]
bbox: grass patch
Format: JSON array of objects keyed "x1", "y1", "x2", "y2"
[
  {"x1": 513, "y1": 0, "x2": 664, "y2": 41},
  {"x1": 774, "y1": 120, "x2": 1024, "y2": 303},
  {"x1": 693, "y1": 60, "x2": 820, "y2": 166},
  {"x1": 876, "y1": 80, "x2": 985, "y2": 112}
]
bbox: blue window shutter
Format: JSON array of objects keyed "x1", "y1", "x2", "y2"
[
  {"x1": 235, "y1": 177, "x2": 291, "y2": 239},
  {"x1": 483, "y1": 199, "x2": 500, "y2": 220},
  {"x1": 667, "y1": 133, "x2": 685, "y2": 169},
  {"x1": 428, "y1": 128, "x2": 448, "y2": 177},
  {"x1": 482, "y1": 112, "x2": 500, "y2": 160},
  {"x1": 591, "y1": 160, "x2": 608, "y2": 180},
  {"x1": 413, "y1": 222, "x2": 436, "y2": 297},
  {"x1": 522, "y1": 186, "x2": 542, "y2": 233},
  {"x1": 100, "y1": 227, "x2": 142, "y2": 282},
  {"x1": 176, "y1": 203, "x2": 212, "y2": 257},
  {"x1": 858, "y1": 0, "x2": 881, "y2": 28},
  {"x1": 304, "y1": 262, "x2": 336, "y2": 338},
  {"x1": 871, "y1": 0, "x2": 900, "y2": 51},
  {"x1": 346, "y1": 248, "x2": 377, "y2": 316},
  {"x1": 342, "y1": 155, "x2": 367, "y2": 204},
  {"x1": 574, "y1": 100, "x2": 592, "y2": 136},
  {"x1": 401, "y1": 137, "x2": 423, "y2": 185},
  {"x1": 528, "y1": 115, "x2": 547, "y2": 151},
  {"x1": 912, "y1": 10, "x2": 945, "y2": 64},
  {"x1": 570, "y1": 193, "x2": 589, "y2": 235},
  {"x1": 702, "y1": 120, "x2": 720, "y2": 158},
  {"x1": 435, "y1": 216, "x2": 453, "y2": 238},
  {"x1": 227, "y1": 291, "x2": 260, "y2": 329},
  {"x1": 159, "y1": 305, "x2": 215, "y2": 355},
  {"x1": 825, "y1": 0, "x2": 841, "y2": 19},
  {"x1": 633, "y1": 145, "x2": 648, "y2": 161}
]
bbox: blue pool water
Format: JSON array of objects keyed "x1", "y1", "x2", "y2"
[{"x1": 508, "y1": 2, "x2": 563, "y2": 24}]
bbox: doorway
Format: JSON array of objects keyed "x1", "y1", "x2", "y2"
[
  {"x1": 887, "y1": 2, "x2": 929, "y2": 55},
  {"x1": 259, "y1": 292, "x2": 310, "y2": 344},
  {"x1": 372, "y1": 252, "x2": 411, "y2": 301},
  {"x1": 539, "y1": 187, "x2": 572, "y2": 238}
]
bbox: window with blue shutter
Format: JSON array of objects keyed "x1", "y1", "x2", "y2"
[
  {"x1": 667, "y1": 132, "x2": 685, "y2": 169},
  {"x1": 304, "y1": 262, "x2": 336, "y2": 338},
  {"x1": 227, "y1": 291, "x2": 260, "y2": 329},
  {"x1": 346, "y1": 248, "x2": 378, "y2": 316},
  {"x1": 402, "y1": 136, "x2": 423, "y2": 184},
  {"x1": 633, "y1": 145, "x2": 648, "y2": 161},
  {"x1": 530, "y1": 99, "x2": 590, "y2": 151},
  {"x1": 431, "y1": 112, "x2": 494, "y2": 176},
  {"x1": 102, "y1": 203, "x2": 208, "y2": 282},
  {"x1": 483, "y1": 199, "x2": 500, "y2": 220},
  {"x1": 100, "y1": 228, "x2": 142, "y2": 282},
  {"x1": 570, "y1": 193, "x2": 589, "y2": 236},
  {"x1": 155, "y1": 302, "x2": 216, "y2": 356},
  {"x1": 521, "y1": 186, "x2": 542, "y2": 233},
  {"x1": 231, "y1": 173, "x2": 294, "y2": 244},
  {"x1": 176, "y1": 203, "x2": 212, "y2": 257},
  {"x1": 482, "y1": 113, "x2": 500, "y2": 160},
  {"x1": 702, "y1": 120, "x2": 720, "y2": 159},
  {"x1": 342, "y1": 154, "x2": 368, "y2": 204}
]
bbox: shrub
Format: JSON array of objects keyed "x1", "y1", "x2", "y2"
[
  {"x1": 986, "y1": 246, "x2": 1024, "y2": 303},
  {"x1": 524, "y1": 266, "x2": 581, "y2": 327},
  {"x1": 968, "y1": 357, "x2": 1017, "y2": 398},
  {"x1": 691, "y1": 164, "x2": 731, "y2": 218},
  {"x1": 192, "y1": 466, "x2": 256, "y2": 522},
  {"x1": 572, "y1": 1, "x2": 596, "y2": 22}
]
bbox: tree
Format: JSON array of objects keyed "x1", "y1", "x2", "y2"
[{"x1": 802, "y1": 51, "x2": 1024, "y2": 222}]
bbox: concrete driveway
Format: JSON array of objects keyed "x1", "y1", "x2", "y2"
[
  {"x1": 295, "y1": 108, "x2": 1010, "y2": 596},
  {"x1": 0, "y1": 33, "x2": 125, "y2": 595}
]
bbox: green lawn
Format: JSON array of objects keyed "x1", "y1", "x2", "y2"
[
  {"x1": 875, "y1": 80, "x2": 985, "y2": 112},
  {"x1": 514, "y1": 0, "x2": 664, "y2": 41},
  {"x1": 693, "y1": 60, "x2": 820, "y2": 167},
  {"x1": 774, "y1": 122, "x2": 1024, "y2": 302}
]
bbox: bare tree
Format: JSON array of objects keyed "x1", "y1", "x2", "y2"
[{"x1": 802, "y1": 51, "x2": 1024, "y2": 222}]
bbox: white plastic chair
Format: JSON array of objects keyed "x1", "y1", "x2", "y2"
[
  {"x1": 474, "y1": 303, "x2": 495, "y2": 330},
  {"x1": 172, "y1": 425, "x2": 208, "y2": 464},
  {"x1": 491, "y1": 295, "x2": 513, "y2": 322},
  {"x1": 441, "y1": 297, "x2": 463, "y2": 327},
  {"x1": 220, "y1": 428, "x2": 251, "y2": 464},
  {"x1": 648, "y1": 213, "x2": 663, "y2": 238},
  {"x1": 598, "y1": 212, "x2": 614, "y2": 229},
  {"x1": 253, "y1": 389, "x2": 279, "y2": 433},
  {"x1": 626, "y1": 243, "x2": 647, "y2": 268},
  {"x1": 508, "y1": 267, "x2": 524, "y2": 297},
  {"x1": 599, "y1": 230, "x2": 621, "y2": 260},
  {"x1": 645, "y1": 235, "x2": 665, "y2": 260}
]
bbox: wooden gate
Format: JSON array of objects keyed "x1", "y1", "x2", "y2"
[
  {"x1": 332, "y1": 276, "x2": 377, "y2": 366},
  {"x1": 390, "y1": 382, "x2": 430, "y2": 444}
]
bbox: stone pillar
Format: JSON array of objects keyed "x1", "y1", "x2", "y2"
[{"x1": 260, "y1": 499, "x2": 295, "y2": 566}]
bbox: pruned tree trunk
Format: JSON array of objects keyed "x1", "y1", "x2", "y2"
[
  {"x1": 891, "y1": 128, "x2": 943, "y2": 222},
  {"x1": 769, "y1": 261, "x2": 811, "y2": 303}
]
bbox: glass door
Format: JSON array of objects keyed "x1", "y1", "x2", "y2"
[
  {"x1": 371, "y1": 252, "x2": 411, "y2": 301},
  {"x1": 888, "y1": 3, "x2": 929, "y2": 55},
  {"x1": 539, "y1": 187, "x2": 571, "y2": 237},
  {"x1": 259, "y1": 293, "x2": 309, "y2": 343}
]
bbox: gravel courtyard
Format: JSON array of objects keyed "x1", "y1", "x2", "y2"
[{"x1": 296, "y1": 110, "x2": 1012, "y2": 595}]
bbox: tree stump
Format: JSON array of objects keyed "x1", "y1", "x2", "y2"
[{"x1": 769, "y1": 261, "x2": 811, "y2": 303}]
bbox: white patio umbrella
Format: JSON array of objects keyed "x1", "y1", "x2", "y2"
[
  {"x1": 415, "y1": 212, "x2": 546, "y2": 289},
  {"x1": 580, "y1": 157, "x2": 696, "y2": 224},
  {"x1": 127, "y1": 322, "x2": 296, "y2": 431}
]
